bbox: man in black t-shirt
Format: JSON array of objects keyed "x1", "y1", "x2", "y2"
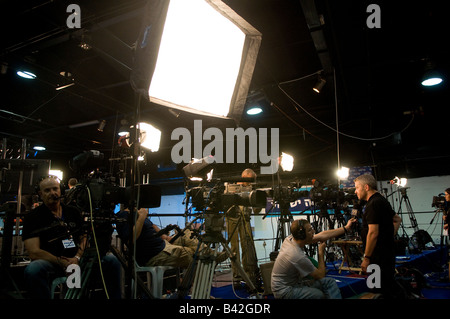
[
  {"x1": 354, "y1": 174, "x2": 401, "y2": 298},
  {"x1": 115, "y1": 207, "x2": 200, "y2": 268},
  {"x1": 22, "y1": 176, "x2": 87, "y2": 299}
]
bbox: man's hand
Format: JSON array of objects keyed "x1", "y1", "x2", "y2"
[
  {"x1": 345, "y1": 217, "x2": 357, "y2": 230},
  {"x1": 137, "y1": 208, "x2": 148, "y2": 220},
  {"x1": 318, "y1": 241, "x2": 327, "y2": 255},
  {"x1": 361, "y1": 257, "x2": 370, "y2": 273}
]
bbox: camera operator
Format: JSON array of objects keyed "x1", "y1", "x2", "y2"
[
  {"x1": 226, "y1": 168, "x2": 262, "y2": 291},
  {"x1": 22, "y1": 176, "x2": 123, "y2": 299},
  {"x1": 271, "y1": 218, "x2": 356, "y2": 299},
  {"x1": 354, "y1": 174, "x2": 401, "y2": 298},
  {"x1": 22, "y1": 176, "x2": 87, "y2": 299},
  {"x1": 115, "y1": 205, "x2": 206, "y2": 269}
]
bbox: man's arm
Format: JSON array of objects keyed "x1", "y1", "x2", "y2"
[
  {"x1": 132, "y1": 208, "x2": 148, "y2": 240},
  {"x1": 312, "y1": 218, "x2": 356, "y2": 244},
  {"x1": 24, "y1": 237, "x2": 69, "y2": 268},
  {"x1": 309, "y1": 242, "x2": 326, "y2": 280},
  {"x1": 361, "y1": 223, "x2": 379, "y2": 272}
]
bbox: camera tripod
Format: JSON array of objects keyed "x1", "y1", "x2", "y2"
[
  {"x1": 176, "y1": 212, "x2": 261, "y2": 299},
  {"x1": 273, "y1": 201, "x2": 294, "y2": 253},
  {"x1": 396, "y1": 187, "x2": 419, "y2": 234}
]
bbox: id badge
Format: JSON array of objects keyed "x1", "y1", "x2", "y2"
[{"x1": 62, "y1": 239, "x2": 76, "y2": 249}]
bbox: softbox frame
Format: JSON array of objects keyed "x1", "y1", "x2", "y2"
[{"x1": 130, "y1": 0, "x2": 262, "y2": 125}]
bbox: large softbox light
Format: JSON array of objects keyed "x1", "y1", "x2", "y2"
[{"x1": 130, "y1": 0, "x2": 262, "y2": 125}]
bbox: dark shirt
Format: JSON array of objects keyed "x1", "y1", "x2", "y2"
[
  {"x1": 22, "y1": 204, "x2": 84, "y2": 258},
  {"x1": 115, "y1": 210, "x2": 165, "y2": 266},
  {"x1": 361, "y1": 192, "x2": 395, "y2": 260}
]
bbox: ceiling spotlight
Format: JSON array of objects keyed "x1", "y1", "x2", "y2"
[
  {"x1": 97, "y1": 120, "x2": 106, "y2": 132},
  {"x1": 33, "y1": 145, "x2": 46, "y2": 151},
  {"x1": 280, "y1": 152, "x2": 294, "y2": 171},
  {"x1": 17, "y1": 70, "x2": 36, "y2": 79},
  {"x1": 313, "y1": 77, "x2": 326, "y2": 93},
  {"x1": 118, "y1": 119, "x2": 130, "y2": 136},
  {"x1": 421, "y1": 70, "x2": 443, "y2": 86},
  {"x1": 247, "y1": 107, "x2": 263, "y2": 115},
  {"x1": 421, "y1": 59, "x2": 443, "y2": 87}
]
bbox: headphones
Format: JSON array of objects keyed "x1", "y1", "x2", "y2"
[{"x1": 291, "y1": 219, "x2": 308, "y2": 240}]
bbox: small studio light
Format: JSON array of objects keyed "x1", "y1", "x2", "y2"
[
  {"x1": 17, "y1": 70, "x2": 36, "y2": 79},
  {"x1": 246, "y1": 107, "x2": 263, "y2": 115},
  {"x1": 390, "y1": 176, "x2": 407, "y2": 187},
  {"x1": 421, "y1": 71, "x2": 443, "y2": 86},
  {"x1": 421, "y1": 59, "x2": 443, "y2": 87},
  {"x1": 97, "y1": 120, "x2": 106, "y2": 132},
  {"x1": 313, "y1": 77, "x2": 326, "y2": 93},
  {"x1": 118, "y1": 119, "x2": 130, "y2": 136},
  {"x1": 336, "y1": 167, "x2": 350, "y2": 180},
  {"x1": 280, "y1": 152, "x2": 294, "y2": 171},
  {"x1": 138, "y1": 122, "x2": 161, "y2": 152},
  {"x1": 33, "y1": 145, "x2": 46, "y2": 151}
]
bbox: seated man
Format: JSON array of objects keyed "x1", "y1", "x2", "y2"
[
  {"x1": 271, "y1": 218, "x2": 355, "y2": 299},
  {"x1": 22, "y1": 176, "x2": 122, "y2": 299},
  {"x1": 22, "y1": 176, "x2": 86, "y2": 299},
  {"x1": 115, "y1": 206, "x2": 199, "y2": 268},
  {"x1": 22, "y1": 176, "x2": 121, "y2": 299}
]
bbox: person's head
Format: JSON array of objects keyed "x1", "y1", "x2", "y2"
[
  {"x1": 240, "y1": 168, "x2": 256, "y2": 186},
  {"x1": 445, "y1": 188, "x2": 450, "y2": 202},
  {"x1": 354, "y1": 174, "x2": 377, "y2": 201},
  {"x1": 38, "y1": 176, "x2": 62, "y2": 208},
  {"x1": 68, "y1": 177, "x2": 78, "y2": 189},
  {"x1": 290, "y1": 219, "x2": 314, "y2": 244}
]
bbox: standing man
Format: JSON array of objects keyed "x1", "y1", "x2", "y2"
[
  {"x1": 354, "y1": 174, "x2": 401, "y2": 298},
  {"x1": 226, "y1": 168, "x2": 261, "y2": 290}
]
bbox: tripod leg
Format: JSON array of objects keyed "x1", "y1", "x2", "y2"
[
  {"x1": 220, "y1": 239, "x2": 260, "y2": 297},
  {"x1": 191, "y1": 244, "x2": 217, "y2": 299}
]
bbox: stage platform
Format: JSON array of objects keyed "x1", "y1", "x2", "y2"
[{"x1": 208, "y1": 245, "x2": 450, "y2": 299}]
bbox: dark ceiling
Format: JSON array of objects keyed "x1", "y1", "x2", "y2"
[{"x1": 1, "y1": 0, "x2": 449, "y2": 189}]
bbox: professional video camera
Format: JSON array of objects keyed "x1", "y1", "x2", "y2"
[
  {"x1": 185, "y1": 180, "x2": 267, "y2": 212},
  {"x1": 69, "y1": 151, "x2": 162, "y2": 254},
  {"x1": 432, "y1": 194, "x2": 446, "y2": 209},
  {"x1": 309, "y1": 179, "x2": 357, "y2": 204},
  {"x1": 309, "y1": 180, "x2": 344, "y2": 203},
  {"x1": 270, "y1": 182, "x2": 310, "y2": 205},
  {"x1": 183, "y1": 157, "x2": 267, "y2": 213},
  {"x1": 70, "y1": 151, "x2": 161, "y2": 216}
]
